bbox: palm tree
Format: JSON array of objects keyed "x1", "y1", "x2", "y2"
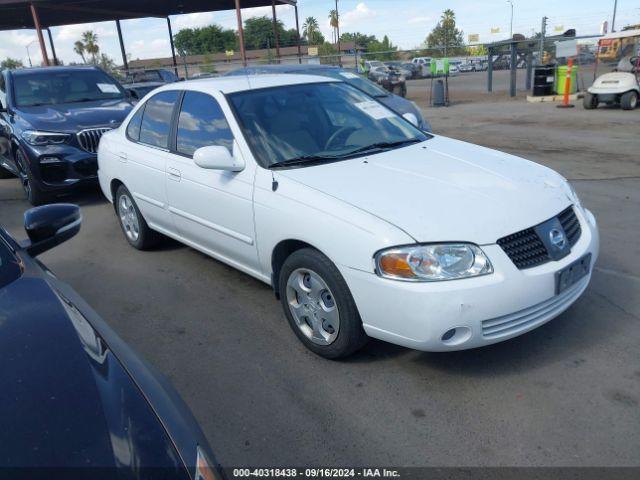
[
  {"x1": 81, "y1": 31, "x2": 100, "y2": 64},
  {"x1": 73, "y1": 40, "x2": 87, "y2": 63},
  {"x1": 303, "y1": 16, "x2": 320, "y2": 44},
  {"x1": 328, "y1": 10, "x2": 339, "y2": 44}
]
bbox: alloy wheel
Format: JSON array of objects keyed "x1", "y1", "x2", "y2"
[{"x1": 118, "y1": 193, "x2": 140, "y2": 242}]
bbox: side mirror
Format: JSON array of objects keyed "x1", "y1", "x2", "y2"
[
  {"x1": 24, "y1": 204, "x2": 81, "y2": 256},
  {"x1": 402, "y1": 112, "x2": 419, "y2": 127},
  {"x1": 193, "y1": 145, "x2": 245, "y2": 172}
]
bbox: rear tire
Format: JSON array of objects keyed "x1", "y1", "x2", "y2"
[
  {"x1": 279, "y1": 248, "x2": 368, "y2": 359},
  {"x1": 115, "y1": 185, "x2": 161, "y2": 250},
  {"x1": 620, "y1": 91, "x2": 638, "y2": 110},
  {"x1": 583, "y1": 92, "x2": 598, "y2": 110}
]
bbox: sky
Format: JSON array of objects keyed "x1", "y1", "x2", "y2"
[{"x1": 1, "y1": 0, "x2": 638, "y2": 66}]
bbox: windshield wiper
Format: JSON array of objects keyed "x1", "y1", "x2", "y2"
[
  {"x1": 268, "y1": 154, "x2": 343, "y2": 169},
  {"x1": 341, "y1": 138, "x2": 424, "y2": 157}
]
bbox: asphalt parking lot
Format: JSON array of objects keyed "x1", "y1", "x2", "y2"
[{"x1": 1, "y1": 82, "x2": 639, "y2": 467}]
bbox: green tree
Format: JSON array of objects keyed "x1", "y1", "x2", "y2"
[
  {"x1": 318, "y1": 42, "x2": 338, "y2": 64},
  {"x1": 73, "y1": 41, "x2": 87, "y2": 63},
  {"x1": 328, "y1": 9, "x2": 339, "y2": 44},
  {"x1": 365, "y1": 35, "x2": 398, "y2": 61},
  {"x1": 1, "y1": 57, "x2": 23, "y2": 69},
  {"x1": 97, "y1": 53, "x2": 116, "y2": 74},
  {"x1": 340, "y1": 32, "x2": 377, "y2": 49},
  {"x1": 82, "y1": 31, "x2": 100, "y2": 63},
  {"x1": 302, "y1": 16, "x2": 324, "y2": 45},
  {"x1": 426, "y1": 9, "x2": 464, "y2": 55},
  {"x1": 243, "y1": 16, "x2": 287, "y2": 50},
  {"x1": 174, "y1": 24, "x2": 237, "y2": 56}
]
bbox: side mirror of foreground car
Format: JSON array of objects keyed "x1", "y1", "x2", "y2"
[
  {"x1": 194, "y1": 145, "x2": 245, "y2": 172},
  {"x1": 402, "y1": 112, "x2": 419, "y2": 127},
  {"x1": 23, "y1": 204, "x2": 81, "y2": 256}
]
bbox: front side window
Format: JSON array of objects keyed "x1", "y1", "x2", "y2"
[
  {"x1": 139, "y1": 90, "x2": 179, "y2": 149},
  {"x1": 176, "y1": 91, "x2": 234, "y2": 157},
  {"x1": 11, "y1": 69, "x2": 125, "y2": 107},
  {"x1": 229, "y1": 82, "x2": 428, "y2": 168}
]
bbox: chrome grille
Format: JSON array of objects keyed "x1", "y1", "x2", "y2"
[{"x1": 77, "y1": 128, "x2": 111, "y2": 154}]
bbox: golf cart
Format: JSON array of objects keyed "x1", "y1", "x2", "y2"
[{"x1": 584, "y1": 30, "x2": 640, "y2": 110}]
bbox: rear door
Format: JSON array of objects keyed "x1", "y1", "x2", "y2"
[
  {"x1": 0, "y1": 71, "x2": 14, "y2": 173},
  {"x1": 165, "y1": 90, "x2": 259, "y2": 274},
  {"x1": 122, "y1": 90, "x2": 179, "y2": 233}
]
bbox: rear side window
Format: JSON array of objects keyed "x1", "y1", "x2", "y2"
[
  {"x1": 139, "y1": 90, "x2": 179, "y2": 149},
  {"x1": 126, "y1": 106, "x2": 145, "y2": 141},
  {"x1": 176, "y1": 91, "x2": 234, "y2": 157}
]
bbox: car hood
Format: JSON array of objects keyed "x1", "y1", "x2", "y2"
[
  {"x1": 277, "y1": 136, "x2": 572, "y2": 245},
  {"x1": 0, "y1": 276, "x2": 185, "y2": 471},
  {"x1": 15, "y1": 98, "x2": 133, "y2": 133}
]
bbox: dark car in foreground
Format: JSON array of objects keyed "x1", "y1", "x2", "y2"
[
  {"x1": 0, "y1": 204, "x2": 220, "y2": 479},
  {"x1": 0, "y1": 66, "x2": 133, "y2": 205},
  {"x1": 224, "y1": 64, "x2": 431, "y2": 132}
]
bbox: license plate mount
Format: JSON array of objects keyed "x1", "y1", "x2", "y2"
[{"x1": 555, "y1": 253, "x2": 592, "y2": 295}]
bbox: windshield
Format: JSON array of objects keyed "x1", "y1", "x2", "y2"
[
  {"x1": 229, "y1": 82, "x2": 428, "y2": 168},
  {"x1": 13, "y1": 70, "x2": 125, "y2": 107}
]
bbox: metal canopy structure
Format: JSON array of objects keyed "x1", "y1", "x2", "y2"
[{"x1": 0, "y1": 0, "x2": 299, "y2": 70}]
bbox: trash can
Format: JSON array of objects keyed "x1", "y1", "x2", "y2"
[
  {"x1": 432, "y1": 79, "x2": 446, "y2": 106},
  {"x1": 555, "y1": 65, "x2": 579, "y2": 95},
  {"x1": 532, "y1": 65, "x2": 555, "y2": 96}
]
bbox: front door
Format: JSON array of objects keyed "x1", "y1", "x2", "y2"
[{"x1": 165, "y1": 90, "x2": 259, "y2": 275}]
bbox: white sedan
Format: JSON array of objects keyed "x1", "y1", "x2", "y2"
[{"x1": 98, "y1": 75, "x2": 599, "y2": 359}]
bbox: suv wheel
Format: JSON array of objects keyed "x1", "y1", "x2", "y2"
[
  {"x1": 115, "y1": 185, "x2": 161, "y2": 250},
  {"x1": 16, "y1": 150, "x2": 51, "y2": 206},
  {"x1": 279, "y1": 248, "x2": 368, "y2": 359}
]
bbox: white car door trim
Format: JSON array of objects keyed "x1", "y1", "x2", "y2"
[
  {"x1": 167, "y1": 205, "x2": 254, "y2": 245},
  {"x1": 132, "y1": 192, "x2": 166, "y2": 209}
]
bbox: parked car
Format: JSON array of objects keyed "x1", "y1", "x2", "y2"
[
  {"x1": 0, "y1": 66, "x2": 133, "y2": 205},
  {"x1": 384, "y1": 61, "x2": 413, "y2": 79},
  {"x1": 123, "y1": 68, "x2": 179, "y2": 84},
  {"x1": 125, "y1": 81, "x2": 164, "y2": 102},
  {"x1": 224, "y1": 64, "x2": 430, "y2": 131},
  {"x1": 411, "y1": 56, "x2": 431, "y2": 77},
  {"x1": 458, "y1": 62, "x2": 475, "y2": 73},
  {"x1": 368, "y1": 66, "x2": 407, "y2": 97},
  {"x1": 448, "y1": 64, "x2": 460, "y2": 76},
  {"x1": 98, "y1": 76, "x2": 599, "y2": 359},
  {"x1": 0, "y1": 203, "x2": 220, "y2": 478}
]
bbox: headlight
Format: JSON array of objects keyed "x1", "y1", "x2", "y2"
[
  {"x1": 22, "y1": 130, "x2": 70, "y2": 146},
  {"x1": 375, "y1": 243, "x2": 493, "y2": 282}
]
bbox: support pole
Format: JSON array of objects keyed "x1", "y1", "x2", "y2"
[
  {"x1": 30, "y1": 3, "x2": 50, "y2": 66},
  {"x1": 509, "y1": 42, "x2": 517, "y2": 97},
  {"x1": 487, "y1": 48, "x2": 493, "y2": 92},
  {"x1": 46, "y1": 28, "x2": 58, "y2": 65},
  {"x1": 271, "y1": 0, "x2": 280, "y2": 62},
  {"x1": 166, "y1": 17, "x2": 178, "y2": 77},
  {"x1": 235, "y1": 0, "x2": 247, "y2": 67},
  {"x1": 294, "y1": 4, "x2": 302, "y2": 64},
  {"x1": 525, "y1": 51, "x2": 533, "y2": 90},
  {"x1": 335, "y1": 0, "x2": 341, "y2": 66},
  {"x1": 116, "y1": 20, "x2": 129, "y2": 73}
]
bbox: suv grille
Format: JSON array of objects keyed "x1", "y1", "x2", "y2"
[
  {"x1": 497, "y1": 206, "x2": 582, "y2": 270},
  {"x1": 77, "y1": 128, "x2": 111, "y2": 154}
]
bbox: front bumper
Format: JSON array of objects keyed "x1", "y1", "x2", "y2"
[
  {"x1": 341, "y1": 207, "x2": 599, "y2": 352},
  {"x1": 21, "y1": 141, "x2": 98, "y2": 193}
]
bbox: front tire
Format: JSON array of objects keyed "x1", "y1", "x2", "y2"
[
  {"x1": 0, "y1": 166, "x2": 14, "y2": 179},
  {"x1": 279, "y1": 248, "x2": 368, "y2": 359},
  {"x1": 583, "y1": 92, "x2": 598, "y2": 110},
  {"x1": 115, "y1": 185, "x2": 161, "y2": 250},
  {"x1": 16, "y1": 149, "x2": 51, "y2": 206},
  {"x1": 621, "y1": 91, "x2": 638, "y2": 110}
]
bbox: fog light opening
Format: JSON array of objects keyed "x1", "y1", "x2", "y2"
[{"x1": 441, "y1": 326, "x2": 472, "y2": 346}]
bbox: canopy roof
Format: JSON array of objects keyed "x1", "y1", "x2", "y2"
[{"x1": 0, "y1": 0, "x2": 296, "y2": 30}]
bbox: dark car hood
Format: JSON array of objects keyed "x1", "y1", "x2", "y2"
[
  {"x1": 0, "y1": 276, "x2": 186, "y2": 473},
  {"x1": 15, "y1": 98, "x2": 132, "y2": 133}
]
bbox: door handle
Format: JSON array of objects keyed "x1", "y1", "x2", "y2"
[
  {"x1": 117, "y1": 152, "x2": 127, "y2": 162},
  {"x1": 167, "y1": 167, "x2": 181, "y2": 181}
]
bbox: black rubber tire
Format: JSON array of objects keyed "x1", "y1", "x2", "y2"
[
  {"x1": 114, "y1": 184, "x2": 161, "y2": 250},
  {"x1": 399, "y1": 83, "x2": 407, "y2": 98},
  {"x1": 583, "y1": 92, "x2": 598, "y2": 110},
  {"x1": 0, "y1": 165, "x2": 14, "y2": 179},
  {"x1": 16, "y1": 149, "x2": 51, "y2": 206},
  {"x1": 620, "y1": 91, "x2": 638, "y2": 110},
  {"x1": 278, "y1": 248, "x2": 368, "y2": 359}
]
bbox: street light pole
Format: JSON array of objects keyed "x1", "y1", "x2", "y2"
[
  {"x1": 507, "y1": 0, "x2": 514, "y2": 39},
  {"x1": 26, "y1": 40, "x2": 37, "y2": 67},
  {"x1": 611, "y1": 0, "x2": 618, "y2": 32}
]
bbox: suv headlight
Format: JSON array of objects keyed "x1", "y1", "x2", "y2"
[
  {"x1": 22, "y1": 130, "x2": 70, "y2": 146},
  {"x1": 565, "y1": 181, "x2": 582, "y2": 207},
  {"x1": 375, "y1": 243, "x2": 493, "y2": 282}
]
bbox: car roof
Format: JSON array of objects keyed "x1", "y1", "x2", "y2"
[
  {"x1": 153, "y1": 73, "x2": 337, "y2": 95},
  {"x1": 10, "y1": 65, "x2": 101, "y2": 75}
]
